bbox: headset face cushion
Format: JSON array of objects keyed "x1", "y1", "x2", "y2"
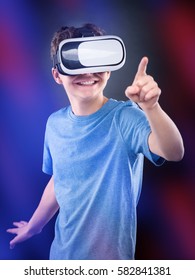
[{"x1": 55, "y1": 36, "x2": 126, "y2": 75}]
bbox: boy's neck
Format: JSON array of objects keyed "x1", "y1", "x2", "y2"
[{"x1": 70, "y1": 96, "x2": 108, "y2": 116}]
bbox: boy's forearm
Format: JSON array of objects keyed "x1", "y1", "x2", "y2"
[
  {"x1": 28, "y1": 176, "x2": 59, "y2": 235},
  {"x1": 146, "y1": 103, "x2": 184, "y2": 161}
]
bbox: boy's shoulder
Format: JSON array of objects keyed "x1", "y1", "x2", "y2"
[
  {"x1": 113, "y1": 99, "x2": 142, "y2": 116},
  {"x1": 50, "y1": 106, "x2": 69, "y2": 117},
  {"x1": 109, "y1": 98, "x2": 139, "y2": 112},
  {"x1": 46, "y1": 106, "x2": 69, "y2": 125},
  {"x1": 118, "y1": 99, "x2": 138, "y2": 109},
  {"x1": 113, "y1": 99, "x2": 147, "y2": 127}
]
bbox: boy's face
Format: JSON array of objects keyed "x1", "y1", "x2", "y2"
[{"x1": 52, "y1": 69, "x2": 111, "y2": 102}]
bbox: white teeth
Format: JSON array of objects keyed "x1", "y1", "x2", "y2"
[{"x1": 78, "y1": 81, "x2": 95, "y2": 85}]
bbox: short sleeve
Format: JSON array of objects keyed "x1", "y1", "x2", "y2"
[
  {"x1": 117, "y1": 101, "x2": 165, "y2": 166},
  {"x1": 42, "y1": 119, "x2": 53, "y2": 175}
]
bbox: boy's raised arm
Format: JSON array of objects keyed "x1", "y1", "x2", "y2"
[{"x1": 125, "y1": 57, "x2": 184, "y2": 161}]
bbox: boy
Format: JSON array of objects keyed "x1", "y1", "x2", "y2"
[{"x1": 7, "y1": 23, "x2": 184, "y2": 260}]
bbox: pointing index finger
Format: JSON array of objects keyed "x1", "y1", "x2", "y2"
[{"x1": 134, "y1": 56, "x2": 149, "y2": 81}]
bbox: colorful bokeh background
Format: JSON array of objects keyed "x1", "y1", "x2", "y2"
[{"x1": 0, "y1": 0, "x2": 195, "y2": 260}]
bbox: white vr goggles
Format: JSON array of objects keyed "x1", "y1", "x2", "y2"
[{"x1": 53, "y1": 35, "x2": 126, "y2": 75}]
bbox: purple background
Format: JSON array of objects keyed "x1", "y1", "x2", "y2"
[{"x1": 1, "y1": 0, "x2": 195, "y2": 259}]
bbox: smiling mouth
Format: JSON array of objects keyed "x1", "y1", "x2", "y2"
[{"x1": 76, "y1": 80, "x2": 97, "y2": 86}]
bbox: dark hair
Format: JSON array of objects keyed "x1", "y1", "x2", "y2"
[{"x1": 50, "y1": 23, "x2": 106, "y2": 60}]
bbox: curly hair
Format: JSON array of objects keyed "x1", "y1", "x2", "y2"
[{"x1": 50, "y1": 23, "x2": 106, "y2": 61}]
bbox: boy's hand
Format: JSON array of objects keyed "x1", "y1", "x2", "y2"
[
  {"x1": 7, "y1": 221, "x2": 36, "y2": 249},
  {"x1": 125, "y1": 57, "x2": 161, "y2": 111}
]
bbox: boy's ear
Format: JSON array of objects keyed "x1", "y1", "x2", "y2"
[
  {"x1": 107, "y1": 71, "x2": 111, "y2": 79},
  {"x1": 52, "y1": 68, "x2": 62, "y2": 84}
]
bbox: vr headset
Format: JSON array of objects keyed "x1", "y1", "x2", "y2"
[{"x1": 53, "y1": 35, "x2": 126, "y2": 75}]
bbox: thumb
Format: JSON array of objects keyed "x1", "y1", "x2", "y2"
[
  {"x1": 9, "y1": 233, "x2": 24, "y2": 249},
  {"x1": 125, "y1": 85, "x2": 140, "y2": 102},
  {"x1": 125, "y1": 85, "x2": 140, "y2": 96},
  {"x1": 10, "y1": 238, "x2": 17, "y2": 249}
]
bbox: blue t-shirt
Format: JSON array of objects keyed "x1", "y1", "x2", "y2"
[{"x1": 42, "y1": 99, "x2": 164, "y2": 260}]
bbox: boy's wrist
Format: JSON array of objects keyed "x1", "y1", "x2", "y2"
[
  {"x1": 140, "y1": 102, "x2": 160, "y2": 114},
  {"x1": 27, "y1": 221, "x2": 43, "y2": 236}
]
